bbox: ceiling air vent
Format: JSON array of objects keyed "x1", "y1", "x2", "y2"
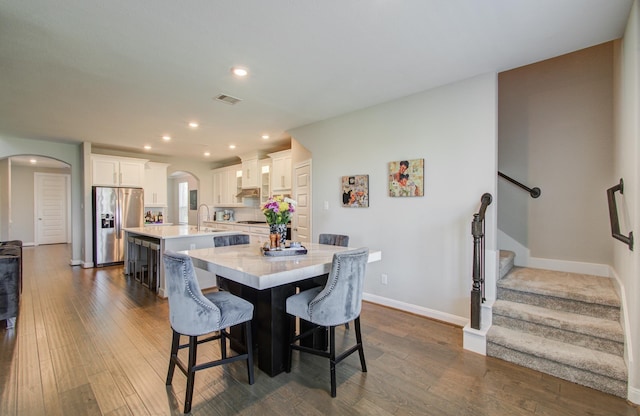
[{"x1": 215, "y1": 94, "x2": 242, "y2": 105}]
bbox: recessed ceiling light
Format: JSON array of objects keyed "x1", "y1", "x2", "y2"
[
  {"x1": 144, "y1": 145, "x2": 152, "y2": 150},
  {"x1": 29, "y1": 158, "x2": 37, "y2": 164},
  {"x1": 204, "y1": 152, "x2": 210, "y2": 157},
  {"x1": 188, "y1": 122, "x2": 199, "y2": 128},
  {"x1": 162, "y1": 135, "x2": 171, "y2": 141},
  {"x1": 229, "y1": 144, "x2": 236, "y2": 150},
  {"x1": 231, "y1": 66, "x2": 248, "y2": 77},
  {"x1": 261, "y1": 134, "x2": 270, "y2": 139}
]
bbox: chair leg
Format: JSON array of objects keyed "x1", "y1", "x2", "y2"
[
  {"x1": 344, "y1": 322, "x2": 350, "y2": 330},
  {"x1": 166, "y1": 330, "x2": 180, "y2": 385},
  {"x1": 220, "y1": 329, "x2": 227, "y2": 360},
  {"x1": 355, "y1": 317, "x2": 367, "y2": 372},
  {"x1": 184, "y1": 336, "x2": 198, "y2": 414},
  {"x1": 245, "y1": 321, "x2": 255, "y2": 384},
  {"x1": 329, "y1": 325, "x2": 337, "y2": 398}
]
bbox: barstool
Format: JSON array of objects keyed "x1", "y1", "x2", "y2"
[
  {"x1": 133, "y1": 237, "x2": 148, "y2": 283},
  {"x1": 142, "y1": 239, "x2": 160, "y2": 291},
  {"x1": 127, "y1": 236, "x2": 139, "y2": 277}
]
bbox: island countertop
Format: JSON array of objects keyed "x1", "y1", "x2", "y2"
[{"x1": 123, "y1": 225, "x2": 240, "y2": 240}]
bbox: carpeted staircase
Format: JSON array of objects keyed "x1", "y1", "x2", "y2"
[{"x1": 487, "y1": 251, "x2": 627, "y2": 397}]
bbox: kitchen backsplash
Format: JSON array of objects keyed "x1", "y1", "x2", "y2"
[{"x1": 204, "y1": 205, "x2": 267, "y2": 223}]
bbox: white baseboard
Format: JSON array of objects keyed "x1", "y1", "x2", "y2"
[
  {"x1": 80, "y1": 261, "x2": 93, "y2": 268},
  {"x1": 527, "y1": 257, "x2": 610, "y2": 277},
  {"x1": 362, "y1": 292, "x2": 468, "y2": 327},
  {"x1": 628, "y1": 384, "x2": 640, "y2": 405},
  {"x1": 69, "y1": 259, "x2": 83, "y2": 266},
  {"x1": 498, "y1": 229, "x2": 611, "y2": 276}
]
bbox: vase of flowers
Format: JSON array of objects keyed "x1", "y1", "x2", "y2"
[{"x1": 262, "y1": 195, "x2": 295, "y2": 247}]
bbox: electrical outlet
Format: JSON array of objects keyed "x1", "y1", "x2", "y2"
[
  {"x1": 381, "y1": 274, "x2": 388, "y2": 285},
  {"x1": 189, "y1": 244, "x2": 196, "y2": 250}
]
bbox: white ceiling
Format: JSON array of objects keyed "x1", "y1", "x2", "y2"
[{"x1": 0, "y1": 1, "x2": 633, "y2": 165}]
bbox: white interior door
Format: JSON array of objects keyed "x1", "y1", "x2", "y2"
[
  {"x1": 293, "y1": 160, "x2": 311, "y2": 243},
  {"x1": 35, "y1": 173, "x2": 69, "y2": 245}
]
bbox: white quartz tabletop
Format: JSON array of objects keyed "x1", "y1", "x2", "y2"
[
  {"x1": 185, "y1": 243, "x2": 382, "y2": 290},
  {"x1": 123, "y1": 225, "x2": 242, "y2": 239}
]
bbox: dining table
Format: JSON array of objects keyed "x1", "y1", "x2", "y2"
[{"x1": 185, "y1": 242, "x2": 382, "y2": 377}]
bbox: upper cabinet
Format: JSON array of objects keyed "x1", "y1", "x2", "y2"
[
  {"x1": 260, "y1": 159, "x2": 271, "y2": 205},
  {"x1": 212, "y1": 164, "x2": 242, "y2": 206},
  {"x1": 269, "y1": 150, "x2": 292, "y2": 192},
  {"x1": 91, "y1": 154, "x2": 147, "y2": 187},
  {"x1": 143, "y1": 162, "x2": 169, "y2": 206},
  {"x1": 241, "y1": 156, "x2": 260, "y2": 188}
]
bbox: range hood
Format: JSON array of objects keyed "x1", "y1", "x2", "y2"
[{"x1": 236, "y1": 188, "x2": 260, "y2": 198}]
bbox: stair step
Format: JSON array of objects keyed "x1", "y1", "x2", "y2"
[
  {"x1": 492, "y1": 300, "x2": 624, "y2": 355},
  {"x1": 487, "y1": 326, "x2": 627, "y2": 397},
  {"x1": 499, "y1": 250, "x2": 515, "y2": 280},
  {"x1": 497, "y1": 267, "x2": 620, "y2": 320}
]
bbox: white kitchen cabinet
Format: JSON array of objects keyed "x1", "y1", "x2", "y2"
[
  {"x1": 144, "y1": 162, "x2": 169, "y2": 206},
  {"x1": 249, "y1": 225, "x2": 270, "y2": 245},
  {"x1": 241, "y1": 157, "x2": 259, "y2": 188},
  {"x1": 260, "y1": 160, "x2": 271, "y2": 204},
  {"x1": 229, "y1": 165, "x2": 242, "y2": 203},
  {"x1": 211, "y1": 168, "x2": 227, "y2": 205},
  {"x1": 91, "y1": 154, "x2": 147, "y2": 187},
  {"x1": 269, "y1": 150, "x2": 292, "y2": 192},
  {"x1": 212, "y1": 164, "x2": 242, "y2": 205}
]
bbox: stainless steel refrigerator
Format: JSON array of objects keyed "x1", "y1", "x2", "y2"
[{"x1": 93, "y1": 186, "x2": 144, "y2": 266}]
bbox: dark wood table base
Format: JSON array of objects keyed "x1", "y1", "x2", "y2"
[{"x1": 219, "y1": 276, "x2": 327, "y2": 377}]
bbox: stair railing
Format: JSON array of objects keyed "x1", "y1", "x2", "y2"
[
  {"x1": 471, "y1": 192, "x2": 492, "y2": 330},
  {"x1": 606, "y1": 178, "x2": 634, "y2": 251},
  {"x1": 498, "y1": 171, "x2": 541, "y2": 198}
]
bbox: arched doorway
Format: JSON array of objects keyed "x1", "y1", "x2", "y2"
[
  {"x1": 168, "y1": 171, "x2": 200, "y2": 225},
  {"x1": 1, "y1": 155, "x2": 71, "y2": 245}
]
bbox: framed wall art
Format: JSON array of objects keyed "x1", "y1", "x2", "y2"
[
  {"x1": 341, "y1": 175, "x2": 369, "y2": 207},
  {"x1": 389, "y1": 159, "x2": 424, "y2": 197}
]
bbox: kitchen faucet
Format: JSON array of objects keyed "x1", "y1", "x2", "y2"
[{"x1": 197, "y1": 204, "x2": 210, "y2": 231}]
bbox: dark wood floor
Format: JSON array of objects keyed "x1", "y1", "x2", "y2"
[{"x1": 1, "y1": 244, "x2": 638, "y2": 415}]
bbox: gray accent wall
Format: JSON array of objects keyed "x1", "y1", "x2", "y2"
[{"x1": 498, "y1": 42, "x2": 615, "y2": 265}]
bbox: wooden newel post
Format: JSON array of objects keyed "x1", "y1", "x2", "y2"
[{"x1": 471, "y1": 213, "x2": 483, "y2": 330}]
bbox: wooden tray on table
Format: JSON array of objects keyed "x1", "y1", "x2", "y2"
[{"x1": 261, "y1": 245, "x2": 307, "y2": 257}]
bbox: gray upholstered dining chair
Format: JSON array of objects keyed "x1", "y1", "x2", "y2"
[
  {"x1": 318, "y1": 233, "x2": 349, "y2": 247},
  {"x1": 213, "y1": 234, "x2": 250, "y2": 291},
  {"x1": 163, "y1": 251, "x2": 255, "y2": 414},
  {"x1": 285, "y1": 247, "x2": 369, "y2": 397},
  {"x1": 317, "y1": 233, "x2": 350, "y2": 329},
  {"x1": 213, "y1": 233, "x2": 250, "y2": 247}
]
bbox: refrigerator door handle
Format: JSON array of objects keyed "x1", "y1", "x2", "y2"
[{"x1": 115, "y1": 199, "x2": 122, "y2": 239}]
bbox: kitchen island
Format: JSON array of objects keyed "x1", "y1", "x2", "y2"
[{"x1": 123, "y1": 225, "x2": 242, "y2": 296}]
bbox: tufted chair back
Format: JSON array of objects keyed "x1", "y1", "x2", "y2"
[
  {"x1": 308, "y1": 247, "x2": 368, "y2": 326},
  {"x1": 163, "y1": 251, "x2": 223, "y2": 336},
  {"x1": 318, "y1": 233, "x2": 349, "y2": 247}
]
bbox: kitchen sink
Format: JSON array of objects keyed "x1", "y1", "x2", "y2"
[{"x1": 237, "y1": 220, "x2": 267, "y2": 224}]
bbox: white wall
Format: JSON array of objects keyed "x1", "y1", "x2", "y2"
[
  {"x1": 291, "y1": 73, "x2": 498, "y2": 322},
  {"x1": 0, "y1": 136, "x2": 83, "y2": 264},
  {"x1": 0, "y1": 158, "x2": 9, "y2": 241},
  {"x1": 613, "y1": 0, "x2": 640, "y2": 403},
  {"x1": 498, "y1": 42, "x2": 615, "y2": 265}
]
